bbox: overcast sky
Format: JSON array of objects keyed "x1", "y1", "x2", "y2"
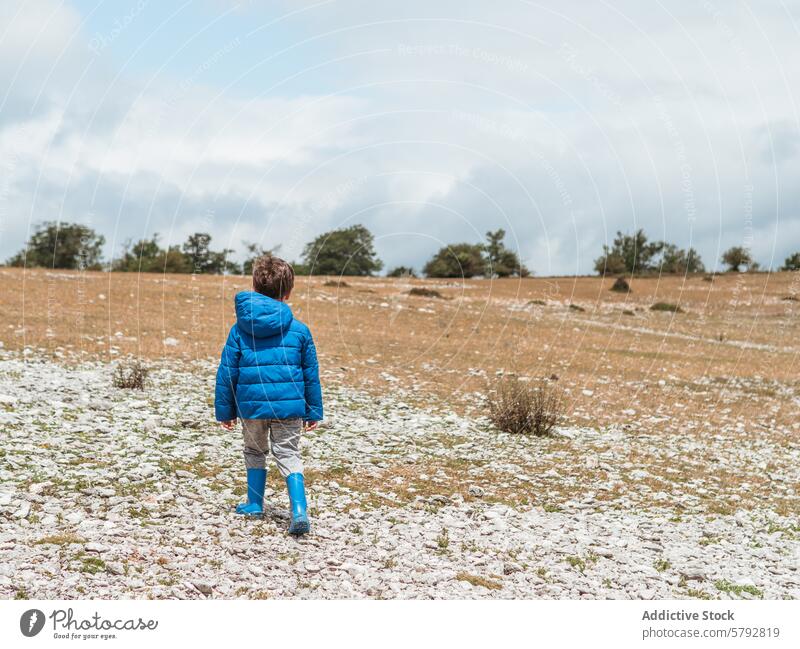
[{"x1": 1, "y1": 0, "x2": 798, "y2": 275}]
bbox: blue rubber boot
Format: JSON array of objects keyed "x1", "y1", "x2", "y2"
[
  {"x1": 286, "y1": 473, "x2": 310, "y2": 535},
  {"x1": 235, "y1": 468, "x2": 266, "y2": 517}
]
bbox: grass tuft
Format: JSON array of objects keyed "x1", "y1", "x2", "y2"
[
  {"x1": 35, "y1": 534, "x2": 86, "y2": 546},
  {"x1": 112, "y1": 360, "x2": 149, "y2": 389},
  {"x1": 456, "y1": 572, "x2": 502, "y2": 590}
]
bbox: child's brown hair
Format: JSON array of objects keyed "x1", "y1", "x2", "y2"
[{"x1": 252, "y1": 255, "x2": 294, "y2": 300}]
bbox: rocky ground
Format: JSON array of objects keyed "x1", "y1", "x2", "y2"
[{"x1": 0, "y1": 350, "x2": 798, "y2": 599}]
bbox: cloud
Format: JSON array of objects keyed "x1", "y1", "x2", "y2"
[{"x1": 1, "y1": 0, "x2": 799, "y2": 274}]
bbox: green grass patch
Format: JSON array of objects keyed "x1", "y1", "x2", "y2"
[
  {"x1": 80, "y1": 557, "x2": 107, "y2": 574},
  {"x1": 714, "y1": 580, "x2": 763, "y2": 599}
]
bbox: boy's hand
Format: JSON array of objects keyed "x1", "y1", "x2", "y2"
[
  {"x1": 219, "y1": 420, "x2": 236, "y2": 430},
  {"x1": 304, "y1": 421, "x2": 319, "y2": 431}
]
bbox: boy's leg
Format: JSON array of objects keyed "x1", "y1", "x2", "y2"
[
  {"x1": 270, "y1": 418, "x2": 309, "y2": 534},
  {"x1": 237, "y1": 419, "x2": 269, "y2": 516},
  {"x1": 268, "y1": 418, "x2": 303, "y2": 478}
]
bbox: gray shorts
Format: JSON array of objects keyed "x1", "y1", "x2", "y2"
[{"x1": 241, "y1": 417, "x2": 303, "y2": 477}]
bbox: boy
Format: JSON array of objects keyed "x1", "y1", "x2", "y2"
[{"x1": 214, "y1": 255, "x2": 323, "y2": 535}]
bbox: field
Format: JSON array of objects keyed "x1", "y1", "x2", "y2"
[{"x1": 0, "y1": 267, "x2": 799, "y2": 599}]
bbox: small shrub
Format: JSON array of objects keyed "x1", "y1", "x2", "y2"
[
  {"x1": 781, "y1": 295, "x2": 798, "y2": 302},
  {"x1": 654, "y1": 558, "x2": 671, "y2": 572},
  {"x1": 408, "y1": 287, "x2": 446, "y2": 299},
  {"x1": 568, "y1": 303, "x2": 585, "y2": 312},
  {"x1": 112, "y1": 361, "x2": 149, "y2": 390},
  {"x1": 387, "y1": 266, "x2": 416, "y2": 278},
  {"x1": 610, "y1": 276, "x2": 631, "y2": 293},
  {"x1": 622, "y1": 309, "x2": 635, "y2": 316},
  {"x1": 650, "y1": 302, "x2": 683, "y2": 313},
  {"x1": 323, "y1": 280, "x2": 348, "y2": 288},
  {"x1": 702, "y1": 274, "x2": 714, "y2": 282},
  {"x1": 528, "y1": 299, "x2": 547, "y2": 306},
  {"x1": 486, "y1": 376, "x2": 565, "y2": 436}
]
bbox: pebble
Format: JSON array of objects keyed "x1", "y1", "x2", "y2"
[
  {"x1": 192, "y1": 581, "x2": 213, "y2": 595},
  {"x1": 85, "y1": 543, "x2": 109, "y2": 553}
]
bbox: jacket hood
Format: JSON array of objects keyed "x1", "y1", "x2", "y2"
[{"x1": 235, "y1": 291, "x2": 294, "y2": 338}]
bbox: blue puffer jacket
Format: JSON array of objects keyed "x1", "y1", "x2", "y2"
[{"x1": 214, "y1": 291, "x2": 323, "y2": 422}]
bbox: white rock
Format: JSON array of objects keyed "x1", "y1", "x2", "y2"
[{"x1": 85, "y1": 542, "x2": 108, "y2": 553}]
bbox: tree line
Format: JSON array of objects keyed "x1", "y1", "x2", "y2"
[
  {"x1": 594, "y1": 228, "x2": 794, "y2": 274},
  {"x1": 4, "y1": 222, "x2": 529, "y2": 278},
  {"x1": 5, "y1": 221, "x2": 798, "y2": 278}
]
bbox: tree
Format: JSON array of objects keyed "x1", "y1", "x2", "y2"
[
  {"x1": 594, "y1": 229, "x2": 662, "y2": 275},
  {"x1": 182, "y1": 232, "x2": 239, "y2": 275},
  {"x1": 593, "y1": 251, "x2": 627, "y2": 275},
  {"x1": 386, "y1": 266, "x2": 416, "y2": 278},
  {"x1": 721, "y1": 246, "x2": 753, "y2": 272},
  {"x1": 300, "y1": 224, "x2": 383, "y2": 276},
  {"x1": 658, "y1": 244, "x2": 705, "y2": 274},
  {"x1": 781, "y1": 252, "x2": 800, "y2": 271},
  {"x1": 7, "y1": 221, "x2": 105, "y2": 270},
  {"x1": 242, "y1": 241, "x2": 281, "y2": 276},
  {"x1": 113, "y1": 234, "x2": 192, "y2": 274},
  {"x1": 423, "y1": 243, "x2": 487, "y2": 278},
  {"x1": 484, "y1": 229, "x2": 530, "y2": 277}
]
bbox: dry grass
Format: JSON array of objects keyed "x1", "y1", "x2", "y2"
[
  {"x1": 456, "y1": 572, "x2": 503, "y2": 590},
  {"x1": 1, "y1": 268, "x2": 799, "y2": 439},
  {"x1": 34, "y1": 534, "x2": 86, "y2": 546}
]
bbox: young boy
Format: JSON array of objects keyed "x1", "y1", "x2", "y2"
[{"x1": 214, "y1": 255, "x2": 323, "y2": 535}]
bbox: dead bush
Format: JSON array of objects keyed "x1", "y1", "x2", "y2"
[
  {"x1": 112, "y1": 361, "x2": 149, "y2": 390},
  {"x1": 486, "y1": 375, "x2": 565, "y2": 436}
]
